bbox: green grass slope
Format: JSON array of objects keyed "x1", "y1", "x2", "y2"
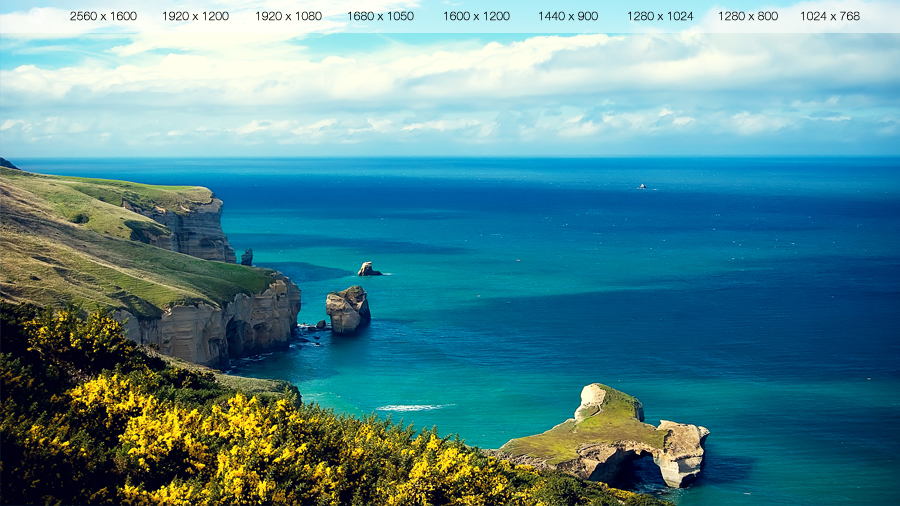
[
  {"x1": 0, "y1": 166, "x2": 274, "y2": 319},
  {"x1": 500, "y1": 385, "x2": 667, "y2": 465}
]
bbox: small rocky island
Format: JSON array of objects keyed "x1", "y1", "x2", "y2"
[
  {"x1": 490, "y1": 383, "x2": 709, "y2": 488},
  {"x1": 325, "y1": 285, "x2": 371, "y2": 334},
  {"x1": 358, "y1": 261, "x2": 382, "y2": 276}
]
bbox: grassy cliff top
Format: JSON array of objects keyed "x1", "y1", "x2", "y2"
[
  {"x1": 500, "y1": 384, "x2": 667, "y2": 465},
  {"x1": 1, "y1": 167, "x2": 213, "y2": 241},
  {"x1": 1, "y1": 166, "x2": 274, "y2": 319}
]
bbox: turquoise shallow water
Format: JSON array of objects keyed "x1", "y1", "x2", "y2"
[{"x1": 20, "y1": 157, "x2": 900, "y2": 505}]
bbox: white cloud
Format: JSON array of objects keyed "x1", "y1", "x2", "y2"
[
  {"x1": 291, "y1": 119, "x2": 338, "y2": 136},
  {"x1": 400, "y1": 118, "x2": 495, "y2": 140},
  {"x1": 558, "y1": 116, "x2": 600, "y2": 137},
  {"x1": 402, "y1": 119, "x2": 481, "y2": 132},
  {"x1": 348, "y1": 118, "x2": 393, "y2": 134},
  {"x1": 1, "y1": 119, "x2": 28, "y2": 131},
  {"x1": 233, "y1": 120, "x2": 296, "y2": 135},
  {"x1": 731, "y1": 112, "x2": 793, "y2": 135},
  {"x1": 602, "y1": 112, "x2": 647, "y2": 130},
  {"x1": 792, "y1": 96, "x2": 842, "y2": 108}
]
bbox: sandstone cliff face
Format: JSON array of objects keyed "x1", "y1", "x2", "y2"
[
  {"x1": 653, "y1": 421, "x2": 710, "y2": 487},
  {"x1": 555, "y1": 422, "x2": 709, "y2": 487},
  {"x1": 115, "y1": 273, "x2": 301, "y2": 368},
  {"x1": 123, "y1": 197, "x2": 236, "y2": 263}
]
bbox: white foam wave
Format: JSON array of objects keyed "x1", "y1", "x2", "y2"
[{"x1": 375, "y1": 404, "x2": 453, "y2": 412}]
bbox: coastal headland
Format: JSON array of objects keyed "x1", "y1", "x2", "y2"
[
  {"x1": 0, "y1": 165, "x2": 300, "y2": 368},
  {"x1": 492, "y1": 383, "x2": 709, "y2": 488}
]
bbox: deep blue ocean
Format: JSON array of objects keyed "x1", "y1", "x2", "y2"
[{"x1": 17, "y1": 157, "x2": 900, "y2": 505}]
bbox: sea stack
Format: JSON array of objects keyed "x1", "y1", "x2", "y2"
[
  {"x1": 326, "y1": 285, "x2": 371, "y2": 334},
  {"x1": 358, "y1": 261, "x2": 382, "y2": 276},
  {"x1": 241, "y1": 248, "x2": 253, "y2": 266}
]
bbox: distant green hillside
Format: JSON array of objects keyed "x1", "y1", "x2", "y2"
[{"x1": 0, "y1": 166, "x2": 274, "y2": 319}]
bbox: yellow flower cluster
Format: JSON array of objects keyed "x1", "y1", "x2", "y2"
[
  {"x1": 28, "y1": 310, "x2": 126, "y2": 354},
  {"x1": 70, "y1": 374, "x2": 530, "y2": 506},
  {"x1": 386, "y1": 435, "x2": 518, "y2": 506}
]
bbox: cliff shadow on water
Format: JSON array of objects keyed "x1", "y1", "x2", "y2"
[{"x1": 260, "y1": 261, "x2": 356, "y2": 283}]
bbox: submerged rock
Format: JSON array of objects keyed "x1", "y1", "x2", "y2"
[
  {"x1": 241, "y1": 248, "x2": 253, "y2": 266},
  {"x1": 358, "y1": 261, "x2": 383, "y2": 276},
  {"x1": 493, "y1": 383, "x2": 708, "y2": 488},
  {"x1": 326, "y1": 285, "x2": 371, "y2": 334}
]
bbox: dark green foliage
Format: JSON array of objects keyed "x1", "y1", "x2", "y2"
[
  {"x1": 123, "y1": 219, "x2": 170, "y2": 244},
  {"x1": 0, "y1": 301, "x2": 239, "y2": 505},
  {"x1": 24, "y1": 303, "x2": 146, "y2": 383},
  {"x1": 522, "y1": 469, "x2": 642, "y2": 506},
  {"x1": 1, "y1": 300, "x2": 40, "y2": 359},
  {"x1": 69, "y1": 213, "x2": 90, "y2": 224},
  {"x1": 143, "y1": 366, "x2": 235, "y2": 407}
]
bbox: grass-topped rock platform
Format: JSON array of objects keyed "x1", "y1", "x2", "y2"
[{"x1": 491, "y1": 383, "x2": 709, "y2": 488}]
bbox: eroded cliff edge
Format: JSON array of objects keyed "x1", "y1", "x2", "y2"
[
  {"x1": 114, "y1": 273, "x2": 301, "y2": 369},
  {"x1": 0, "y1": 165, "x2": 301, "y2": 369},
  {"x1": 490, "y1": 383, "x2": 709, "y2": 489},
  {"x1": 123, "y1": 196, "x2": 236, "y2": 263}
]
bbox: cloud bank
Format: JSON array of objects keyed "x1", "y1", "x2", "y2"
[{"x1": 1, "y1": 32, "x2": 898, "y2": 156}]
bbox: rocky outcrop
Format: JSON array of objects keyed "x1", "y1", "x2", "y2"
[
  {"x1": 575, "y1": 383, "x2": 645, "y2": 423},
  {"x1": 358, "y1": 261, "x2": 382, "y2": 276},
  {"x1": 122, "y1": 197, "x2": 236, "y2": 263},
  {"x1": 554, "y1": 423, "x2": 709, "y2": 487},
  {"x1": 653, "y1": 421, "x2": 710, "y2": 487},
  {"x1": 114, "y1": 273, "x2": 301, "y2": 368},
  {"x1": 326, "y1": 285, "x2": 370, "y2": 334},
  {"x1": 241, "y1": 248, "x2": 253, "y2": 266},
  {"x1": 495, "y1": 383, "x2": 709, "y2": 488}
]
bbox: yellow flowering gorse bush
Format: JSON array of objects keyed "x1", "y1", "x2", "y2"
[{"x1": 68, "y1": 373, "x2": 526, "y2": 505}]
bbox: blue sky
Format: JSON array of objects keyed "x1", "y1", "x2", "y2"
[{"x1": 1, "y1": 0, "x2": 899, "y2": 156}]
